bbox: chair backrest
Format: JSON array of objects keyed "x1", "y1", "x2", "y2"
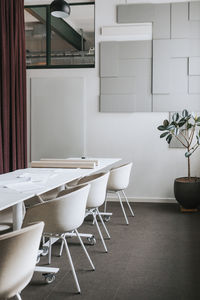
[
  {"x1": 23, "y1": 184, "x2": 90, "y2": 234},
  {"x1": 107, "y1": 162, "x2": 133, "y2": 191},
  {"x1": 40, "y1": 186, "x2": 63, "y2": 201},
  {"x1": 63, "y1": 172, "x2": 110, "y2": 209},
  {"x1": 0, "y1": 222, "x2": 44, "y2": 299}
]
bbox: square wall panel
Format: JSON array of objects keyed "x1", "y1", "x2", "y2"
[
  {"x1": 189, "y1": 2, "x2": 200, "y2": 21},
  {"x1": 117, "y1": 3, "x2": 170, "y2": 39},
  {"x1": 189, "y1": 77, "x2": 200, "y2": 94},
  {"x1": 189, "y1": 57, "x2": 200, "y2": 75},
  {"x1": 101, "y1": 77, "x2": 136, "y2": 94}
]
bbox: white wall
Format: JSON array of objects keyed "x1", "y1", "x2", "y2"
[{"x1": 27, "y1": 0, "x2": 200, "y2": 202}]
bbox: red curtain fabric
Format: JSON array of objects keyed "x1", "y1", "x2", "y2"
[{"x1": 0, "y1": 0, "x2": 27, "y2": 174}]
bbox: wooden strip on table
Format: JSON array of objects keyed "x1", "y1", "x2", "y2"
[
  {"x1": 31, "y1": 161, "x2": 95, "y2": 169},
  {"x1": 40, "y1": 158, "x2": 99, "y2": 166}
]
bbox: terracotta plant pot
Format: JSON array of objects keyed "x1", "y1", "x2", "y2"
[{"x1": 174, "y1": 177, "x2": 200, "y2": 209}]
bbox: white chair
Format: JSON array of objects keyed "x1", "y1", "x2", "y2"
[
  {"x1": 23, "y1": 184, "x2": 94, "y2": 294},
  {"x1": 105, "y1": 162, "x2": 134, "y2": 225},
  {"x1": 0, "y1": 222, "x2": 44, "y2": 300},
  {"x1": 62, "y1": 172, "x2": 110, "y2": 253}
]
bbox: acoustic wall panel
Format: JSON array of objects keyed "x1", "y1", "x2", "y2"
[
  {"x1": 189, "y1": 77, "x2": 200, "y2": 94},
  {"x1": 100, "y1": 42, "x2": 118, "y2": 77},
  {"x1": 117, "y1": 3, "x2": 170, "y2": 39},
  {"x1": 189, "y1": 57, "x2": 200, "y2": 75},
  {"x1": 152, "y1": 39, "x2": 200, "y2": 110},
  {"x1": 100, "y1": 95, "x2": 136, "y2": 112},
  {"x1": 170, "y1": 58, "x2": 188, "y2": 94},
  {"x1": 189, "y1": 2, "x2": 200, "y2": 21},
  {"x1": 171, "y1": 2, "x2": 200, "y2": 39},
  {"x1": 154, "y1": 4, "x2": 171, "y2": 40},
  {"x1": 117, "y1": 4, "x2": 154, "y2": 23},
  {"x1": 106, "y1": 1, "x2": 200, "y2": 112},
  {"x1": 153, "y1": 40, "x2": 170, "y2": 94},
  {"x1": 101, "y1": 77, "x2": 136, "y2": 94},
  {"x1": 31, "y1": 77, "x2": 84, "y2": 161},
  {"x1": 171, "y1": 3, "x2": 189, "y2": 39},
  {"x1": 119, "y1": 41, "x2": 151, "y2": 59},
  {"x1": 119, "y1": 59, "x2": 151, "y2": 78},
  {"x1": 153, "y1": 95, "x2": 200, "y2": 112},
  {"x1": 101, "y1": 24, "x2": 152, "y2": 39},
  {"x1": 100, "y1": 41, "x2": 152, "y2": 112}
]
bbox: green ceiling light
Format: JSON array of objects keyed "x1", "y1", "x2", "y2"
[{"x1": 50, "y1": 0, "x2": 71, "y2": 18}]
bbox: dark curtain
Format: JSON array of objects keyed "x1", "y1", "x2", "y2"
[{"x1": 0, "y1": 0, "x2": 27, "y2": 174}]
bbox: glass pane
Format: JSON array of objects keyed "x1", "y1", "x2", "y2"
[
  {"x1": 50, "y1": 4, "x2": 95, "y2": 66},
  {"x1": 25, "y1": 7, "x2": 47, "y2": 67}
]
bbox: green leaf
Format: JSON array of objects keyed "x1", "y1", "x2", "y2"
[
  {"x1": 196, "y1": 117, "x2": 200, "y2": 123},
  {"x1": 160, "y1": 132, "x2": 168, "y2": 138},
  {"x1": 163, "y1": 119, "x2": 169, "y2": 127},
  {"x1": 182, "y1": 109, "x2": 189, "y2": 117},
  {"x1": 167, "y1": 124, "x2": 175, "y2": 131},
  {"x1": 172, "y1": 112, "x2": 179, "y2": 122},
  {"x1": 157, "y1": 125, "x2": 166, "y2": 131},
  {"x1": 178, "y1": 118, "x2": 186, "y2": 127},
  {"x1": 166, "y1": 134, "x2": 172, "y2": 144},
  {"x1": 185, "y1": 151, "x2": 192, "y2": 157},
  {"x1": 174, "y1": 128, "x2": 179, "y2": 135},
  {"x1": 187, "y1": 123, "x2": 193, "y2": 130}
]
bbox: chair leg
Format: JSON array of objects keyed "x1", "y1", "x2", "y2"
[
  {"x1": 117, "y1": 192, "x2": 129, "y2": 225},
  {"x1": 59, "y1": 239, "x2": 64, "y2": 257},
  {"x1": 75, "y1": 229, "x2": 95, "y2": 270},
  {"x1": 63, "y1": 237, "x2": 81, "y2": 294},
  {"x1": 92, "y1": 211, "x2": 108, "y2": 253},
  {"x1": 48, "y1": 237, "x2": 52, "y2": 265},
  {"x1": 121, "y1": 190, "x2": 134, "y2": 217},
  {"x1": 96, "y1": 208, "x2": 111, "y2": 239},
  {"x1": 15, "y1": 293, "x2": 22, "y2": 300},
  {"x1": 104, "y1": 193, "x2": 108, "y2": 212}
]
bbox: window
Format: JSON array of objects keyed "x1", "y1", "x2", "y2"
[{"x1": 24, "y1": 2, "x2": 95, "y2": 68}]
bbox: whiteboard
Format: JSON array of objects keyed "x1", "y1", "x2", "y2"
[{"x1": 31, "y1": 77, "x2": 85, "y2": 161}]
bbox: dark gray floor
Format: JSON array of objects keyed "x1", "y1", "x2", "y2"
[{"x1": 21, "y1": 202, "x2": 200, "y2": 300}]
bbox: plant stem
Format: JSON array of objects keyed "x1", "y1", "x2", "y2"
[
  {"x1": 179, "y1": 130, "x2": 189, "y2": 146},
  {"x1": 189, "y1": 125, "x2": 196, "y2": 147},
  {"x1": 187, "y1": 147, "x2": 191, "y2": 179},
  {"x1": 171, "y1": 132, "x2": 187, "y2": 148}
]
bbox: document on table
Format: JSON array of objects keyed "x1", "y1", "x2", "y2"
[
  {"x1": 0, "y1": 171, "x2": 57, "y2": 192},
  {"x1": 4, "y1": 181, "x2": 46, "y2": 192}
]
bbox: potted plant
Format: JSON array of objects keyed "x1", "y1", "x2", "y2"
[{"x1": 157, "y1": 109, "x2": 200, "y2": 209}]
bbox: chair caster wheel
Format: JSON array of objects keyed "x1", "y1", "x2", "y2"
[
  {"x1": 41, "y1": 246, "x2": 49, "y2": 256},
  {"x1": 104, "y1": 216, "x2": 110, "y2": 222},
  {"x1": 43, "y1": 273, "x2": 56, "y2": 284},
  {"x1": 87, "y1": 236, "x2": 96, "y2": 245}
]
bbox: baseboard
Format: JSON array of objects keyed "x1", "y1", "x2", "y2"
[{"x1": 107, "y1": 196, "x2": 176, "y2": 204}]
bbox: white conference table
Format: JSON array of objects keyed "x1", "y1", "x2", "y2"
[{"x1": 0, "y1": 158, "x2": 120, "y2": 230}]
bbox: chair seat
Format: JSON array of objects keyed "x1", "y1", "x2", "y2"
[{"x1": 0, "y1": 207, "x2": 13, "y2": 234}]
